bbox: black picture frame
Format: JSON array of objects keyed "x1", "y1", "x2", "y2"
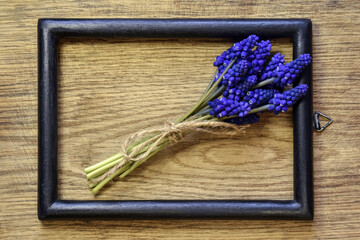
[{"x1": 38, "y1": 19, "x2": 313, "y2": 220}]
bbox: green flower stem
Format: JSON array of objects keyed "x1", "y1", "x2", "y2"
[
  {"x1": 201, "y1": 69, "x2": 218, "y2": 98},
  {"x1": 192, "y1": 104, "x2": 211, "y2": 117},
  {"x1": 88, "y1": 161, "x2": 132, "y2": 188},
  {"x1": 176, "y1": 58, "x2": 237, "y2": 123},
  {"x1": 86, "y1": 135, "x2": 167, "y2": 180},
  {"x1": 193, "y1": 59, "x2": 236, "y2": 111},
  {"x1": 91, "y1": 138, "x2": 171, "y2": 194},
  {"x1": 120, "y1": 117, "x2": 213, "y2": 180},
  {"x1": 118, "y1": 119, "x2": 209, "y2": 181},
  {"x1": 91, "y1": 162, "x2": 133, "y2": 194},
  {"x1": 194, "y1": 108, "x2": 211, "y2": 117},
  {"x1": 88, "y1": 114, "x2": 208, "y2": 193},
  {"x1": 89, "y1": 114, "x2": 216, "y2": 193},
  {"x1": 84, "y1": 152, "x2": 122, "y2": 174},
  {"x1": 184, "y1": 114, "x2": 212, "y2": 122},
  {"x1": 119, "y1": 141, "x2": 170, "y2": 179},
  {"x1": 120, "y1": 124, "x2": 202, "y2": 179},
  {"x1": 252, "y1": 77, "x2": 276, "y2": 89},
  {"x1": 183, "y1": 112, "x2": 213, "y2": 122},
  {"x1": 84, "y1": 134, "x2": 157, "y2": 174},
  {"x1": 248, "y1": 104, "x2": 271, "y2": 114},
  {"x1": 195, "y1": 115, "x2": 212, "y2": 121},
  {"x1": 218, "y1": 104, "x2": 271, "y2": 121},
  {"x1": 87, "y1": 157, "x2": 125, "y2": 180},
  {"x1": 196, "y1": 85, "x2": 225, "y2": 111}
]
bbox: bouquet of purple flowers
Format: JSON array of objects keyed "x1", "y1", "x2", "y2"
[{"x1": 85, "y1": 35, "x2": 311, "y2": 194}]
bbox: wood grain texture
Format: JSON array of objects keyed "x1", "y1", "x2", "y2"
[
  {"x1": 1, "y1": 0, "x2": 360, "y2": 239},
  {"x1": 57, "y1": 38, "x2": 294, "y2": 200}
]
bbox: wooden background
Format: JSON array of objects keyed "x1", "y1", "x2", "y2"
[{"x1": 1, "y1": 0, "x2": 359, "y2": 239}]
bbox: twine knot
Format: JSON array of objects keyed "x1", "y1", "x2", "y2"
[
  {"x1": 92, "y1": 120, "x2": 248, "y2": 184},
  {"x1": 164, "y1": 121, "x2": 184, "y2": 144}
]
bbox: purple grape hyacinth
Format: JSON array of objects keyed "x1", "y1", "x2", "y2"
[
  {"x1": 209, "y1": 37, "x2": 311, "y2": 123},
  {"x1": 208, "y1": 97, "x2": 251, "y2": 118},
  {"x1": 223, "y1": 75, "x2": 258, "y2": 101},
  {"x1": 243, "y1": 88, "x2": 279, "y2": 108},
  {"x1": 213, "y1": 35, "x2": 259, "y2": 67},
  {"x1": 268, "y1": 84, "x2": 309, "y2": 115},
  {"x1": 231, "y1": 35, "x2": 260, "y2": 59},
  {"x1": 213, "y1": 50, "x2": 233, "y2": 67},
  {"x1": 260, "y1": 53, "x2": 285, "y2": 81},
  {"x1": 247, "y1": 40, "x2": 272, "y2": 76},
  {"x1": 272, "y1": 54, "x2": 312, "y2": 87},
  {"x1": 216, "y1": 59, "x2": 250, "y2": 86}
]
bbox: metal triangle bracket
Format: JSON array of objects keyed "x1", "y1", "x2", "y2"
[{"x1": 313, "y1": 111, "x2": 333, "y2": 132}]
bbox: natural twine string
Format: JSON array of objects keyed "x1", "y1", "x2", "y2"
[{"x1": 91, "y1": 120, "x2": 248, "y2": 185}]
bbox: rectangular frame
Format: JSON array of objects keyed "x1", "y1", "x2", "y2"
[{"x1": 38, "y1": 19, "x2": 313, "y2": 220}]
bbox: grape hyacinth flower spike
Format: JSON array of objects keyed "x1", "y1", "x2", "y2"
[
  {"x1": 273, "y1": 54, "x2": 312, "y2": 87},
  {"x1": 268, "y1": 84, "x2": 309, "y2": 115},
  {"x1": 247, "y1": 40, "x2": 272, "y2": 76},
  {"x1": 213, "y1": 34, "x2": 259, "y2": 67},
  {"x1": 243, "y1": 88, "x2": 279, "y2": 108},
  {"x1": 260, "y1": 53, "x2": 285, "y2": 81},
  {"x1": 256, "y1": 53, "x2": 311, "y2": 88}
]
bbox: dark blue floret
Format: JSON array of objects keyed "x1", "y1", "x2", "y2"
[
  {"x1": 243, "y1": 89, "x2": 279, "y2": 108},
  {"x1": 247, "y1": 40, "x2": 272, "y2": 76},
  {"x1": 231, "y1": 34, "x2": 259, "y2": 59},
  {"x1": 213, "y1": 35, "x2": 259, "y2": 67},
  {"x1": 216, "y1": 59, "x2": 250, "y2": 86},
  {"x1": 260, "y1": 53, "x2": 285, "y2": 81},
  {"x1": 231, "y1": 59, "x2": 251, "y2": 77},
  {"x1": 268, "y1": 84, "x2": 309, "y2": 115},
  {"x1": 223, "y1": 75, "x2": 258, "y2": 101},
  {"x1": 213, "y1": 47, "x2": 233, "y2": 67},
  {"x1": 208, "y1": 97, "x2": 251, "y2": 118},
  {"x1": 224, "y1": 114, "x2": 260, "y2": 125},
  {"x1": 272, "y1": 54, "x2": 312, "y2": 87}
]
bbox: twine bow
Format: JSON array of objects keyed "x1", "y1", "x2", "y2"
[{"x1": 92, "y1": 120, "x2": 248, "y2": 184}]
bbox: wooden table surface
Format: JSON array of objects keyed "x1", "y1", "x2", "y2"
[{"x1": 1, "y1": 0, "x2": 360, "y2": 239}]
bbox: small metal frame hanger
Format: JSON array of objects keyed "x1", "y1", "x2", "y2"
[{"x1": 313, "y1": 111, "x2": 333, "y2": 132}]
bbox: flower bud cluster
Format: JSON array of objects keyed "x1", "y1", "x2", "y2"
[{"x1": 268, "y1": 84, "x2": 309, "y2": 114}]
